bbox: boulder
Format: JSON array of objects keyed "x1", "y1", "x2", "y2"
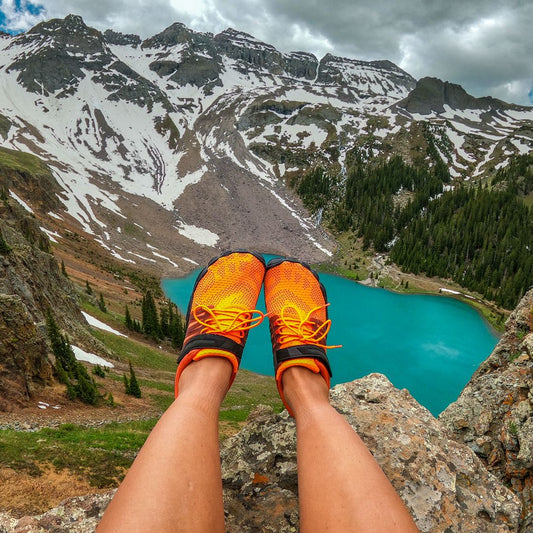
[
  {"x1": 0, "y1": 294, "x2": 53, "y2": 409},
  {"x1": 0, "y1": 375, "x2": 522, "y2": 531},
  {"x1": 440, "y1": 288, "x2": 533, "y2": 529},
  {"x1": 221, "y1": 374, "x2": 521, "y2": 532}
]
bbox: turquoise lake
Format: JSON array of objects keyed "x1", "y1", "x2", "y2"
[{"x1": 162, "y1": 265, "x2": 499, "y2": 416}]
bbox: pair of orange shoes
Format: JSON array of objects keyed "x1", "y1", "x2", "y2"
[{"x1": 175, "y1": 251, "x2": 340, "y2": 416}]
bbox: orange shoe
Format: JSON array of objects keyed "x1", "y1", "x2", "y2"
[
  {"x1": 264, "y1": 257, "x2": 341, "y2": 416},
  {"x1": 175, "y1": 250, "x2": 266, "y2": 396}
]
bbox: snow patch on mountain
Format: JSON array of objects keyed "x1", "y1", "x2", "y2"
[{"x1": 174, "y1": 222, "x2": 219, "y2": 246}]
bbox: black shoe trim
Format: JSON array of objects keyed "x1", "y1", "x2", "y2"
[
  {"x1": 274, "y1": 345, "x2": 332, "y2": 377},
  {"x1": 178, "y1": 334, "x2": 244, "y2": 365}
]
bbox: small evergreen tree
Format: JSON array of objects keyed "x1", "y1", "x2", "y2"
[
  {"x1": 61, "y1": 259, "x2": 68, "y2": 277},
  {"x1": 47, "y1": 312, "x2": 77, "y2": 374},
  {"x1": 106, "y1": 392, "x2": 115, "y2": 407},
  {"x1": 92, "y1": 364, "x2": 106, "y2": 378},
  {"x1": 127, "y1": 361, "x2": 141, "y2": 398},
  {"x1": 125, "y1": 305, "x2": 133, "y2": 330},
  {"x1": 0, "y1": 231, "x2": 11, "y2": 254},
  {"x1": 98, "y1": 292, "x2": 107, "y2": 313},
  {"x1": 160, "y1": 305, "x2": 169, "y2": 338},
  {"x1": 54, "y1": 359, "x2": 71, "y2": 386},
  {"x1": 46, "y1": 311, "x2": 99, "y2": 405},
  {"x1": 85, "y1": 280, "x2": 93, "y2": 295},
  {"x1": 142, "y1": 290, "x2": 160, "y2": 340},
  {"x1": 74, "y1": 363, "x2": 98, "y2": 405},
  {"x1": 169, "y1": 311, "x2": 185, "y2": 349},
  {"x1": 123, "y1": 373, "x2": 130, "y2": 395}
]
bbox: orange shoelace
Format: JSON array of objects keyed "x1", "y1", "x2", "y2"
[
  {"x1": 193, "y1": 304, "x2": 265, "y2": 340},
  {"x1": 272, "y1": 303, "x2": 342, "y2": 350}
]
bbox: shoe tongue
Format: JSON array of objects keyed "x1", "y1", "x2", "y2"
[{"x1": 281, "y1": 305, "x2": 304, "y2": 322}]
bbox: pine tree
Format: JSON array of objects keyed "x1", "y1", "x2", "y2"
[
  {"x1": 106, "y1": 392, "x2": 115, "y2": 407},
  {"x1": 47, "y1": 312, "x2": 77, "y2": 374},
  {"x1": 142, "y1": 290, "x2": 160, "y2": 340},
  {"x1": 54, "y1": 359, "x2": 71, "y2": 385},
  {"x1": 47, "y1": 311, "x2": 99, "y2": 405},
  {"x1": 85, "y1": 280, "x2": 93, "y2": 295},
  {"x1": 92, "y1": 364, "x2": 106, "y2": 378},
  {"x1": 74, "y1": 363, "x2": 98, "y2": 405},
  {"x1": 170, "y1": 312, "x2": 185, "y2": 349},
  {"x1": 98, "y1": 292, "x2": 107, "y2": 313},
  {"x1": 61, "y1": 259, "x2": 68, "y2": 277},
  {"x1": 0, "y1": 231, "x2": 11, "y2": 254},
  {"x1": 127, "y1": 361, "x2": 141, "y2": 398},
  {"x1": 160, "y1": 305, "x2": 169, "y2": 338},
  {"x1": 125, "y1": 305, "x2": 133, "y2": 330}
]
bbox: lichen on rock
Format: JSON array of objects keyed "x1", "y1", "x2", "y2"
[
  {"x1": 0, "y1": 375, "x2": 523, "y2": 532},
  {"x1": 440, "y1": 288, "x2": 533, "y2": 530}
]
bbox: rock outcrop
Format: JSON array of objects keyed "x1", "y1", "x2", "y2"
[
  {"x1": 440, "y1": 288, "x2": 533, "y2": 528},
  {"x1": 222, "y1": 375, "x2": 521, "y2": 532},
  {"x1": 0, "y1": 374, "x2": 522, "y2": 532},
  {"x1": 0, "y1": 166, "x2": 105, "y2": 409},
  {"x1": 0, "y1": 295, "x2": 53, "y2": 409},
  {"x1": 397, "y1": 76, "x2": 515, "y2": 115}
]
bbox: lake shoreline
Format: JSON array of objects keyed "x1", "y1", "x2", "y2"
[
  {"x1": 315, "y1": 258, "x2": 508, "y2": 334},
  {"x1": 162, "y1": 262, "x2": 500, "y2": 416}
]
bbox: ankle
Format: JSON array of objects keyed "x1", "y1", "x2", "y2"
[
  {"x1": 281, "y1": 366, "x2": 331, "y2": 417},
  {"x1": 177, "y1": 357, "x2": 233, "y2": 408}
]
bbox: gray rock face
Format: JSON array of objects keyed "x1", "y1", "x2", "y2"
[
  {"x1": 316, "y1": 53, "x2": 417, "y2": 94},
  {"x1": 214, "y1": 29, "x2": 318, "y2": 80},
  {"x1": 0, "y1": 294, "x2": 53, "y2": 409},
  {"x1": 7, "y1": 15, "x2": 109, "y2": 96},
  {"x1": 0, "y1": 375, "x2": 521, "y2": 531},
  {"x1": 103, "y1": 29, "x2": 141, "y2": 47},
  {"x1": 142, "y1": 22, "x2": 213, "y2": 50},
  {"x1": 440, "y1": 288, "x2": 533, "y2": 529},
  {"x1": 8, "y1": 15, "x2": 170, "y2": 109},
  {"x1": 398, "y1": 76, "x2": 513, "y2": 115},
  {"x1": 0, "y1": 491, "x2": 115, "y2": 533},
  {"x1": 221, "y1": 375, "x2": 521, "y2": 532},
  {"x1": 0, "y1": 181, "x2": 107, "y2": 410}
]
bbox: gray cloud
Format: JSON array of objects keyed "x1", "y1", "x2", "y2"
[{"x1": 4, "y1": 0, "x2": 533, "y2": 105}]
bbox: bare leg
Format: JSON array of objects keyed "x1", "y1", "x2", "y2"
[
  {"x1": 97, "y1": 357, "x2": 232, "y2": 533},
  {"x1": 283, "y1": 367, "x2": 419, "y2": 533}
]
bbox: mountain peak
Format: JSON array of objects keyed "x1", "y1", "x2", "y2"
[
  {"x1": 142, "y1": 22, "x2": 212, "y2": 49},
  {"x1": 27, "y1": 14, "x2": 91, "y2": 36},
  {"x1": 398, "y1": 76, "x2": 514, "y2": 115},
  {"x1": 215, "y1": 27, "x2": 276, "y2": 51}
]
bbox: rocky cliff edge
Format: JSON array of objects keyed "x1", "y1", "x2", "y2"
[
  {"x1": 440, "y1": 288, "x2": 533, "y2": 529},
  {"x1": 0, "y1": 373, "x2": 524, "y2": 532}
]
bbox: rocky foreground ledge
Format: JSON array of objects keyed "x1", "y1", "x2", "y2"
[{"x1": 0, "y1": 372, "x2": 524, "y2": 533}]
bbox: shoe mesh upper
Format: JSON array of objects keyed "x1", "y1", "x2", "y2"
[
  {"x1": 184, "y1": 252, "x2": 265, "y2": 347},
  {"x1": 264, "y1": 261, "x2": 328, "y2": 351}
]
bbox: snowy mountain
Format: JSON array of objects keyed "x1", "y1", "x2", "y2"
[{"x1": 0, "y1": 14, "x2": 532, "y2": 274}]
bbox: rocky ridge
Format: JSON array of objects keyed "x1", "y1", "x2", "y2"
[
  {"x1": 0, "y1": 15, "x2": 531, "y2": 272},
  {"x1": 0, "y1": 374, "x2": 524, "y2": 532},
  {"x1": 440, "y1": 287, "x2": 533, "y2": 526},
  {"x1": 0, "y1": 160, "x2": 106, "y2": 410}
]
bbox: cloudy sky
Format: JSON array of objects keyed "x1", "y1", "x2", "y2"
[{"x1": 1, "y1": 0, "x2": 532, "y2": 105}]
